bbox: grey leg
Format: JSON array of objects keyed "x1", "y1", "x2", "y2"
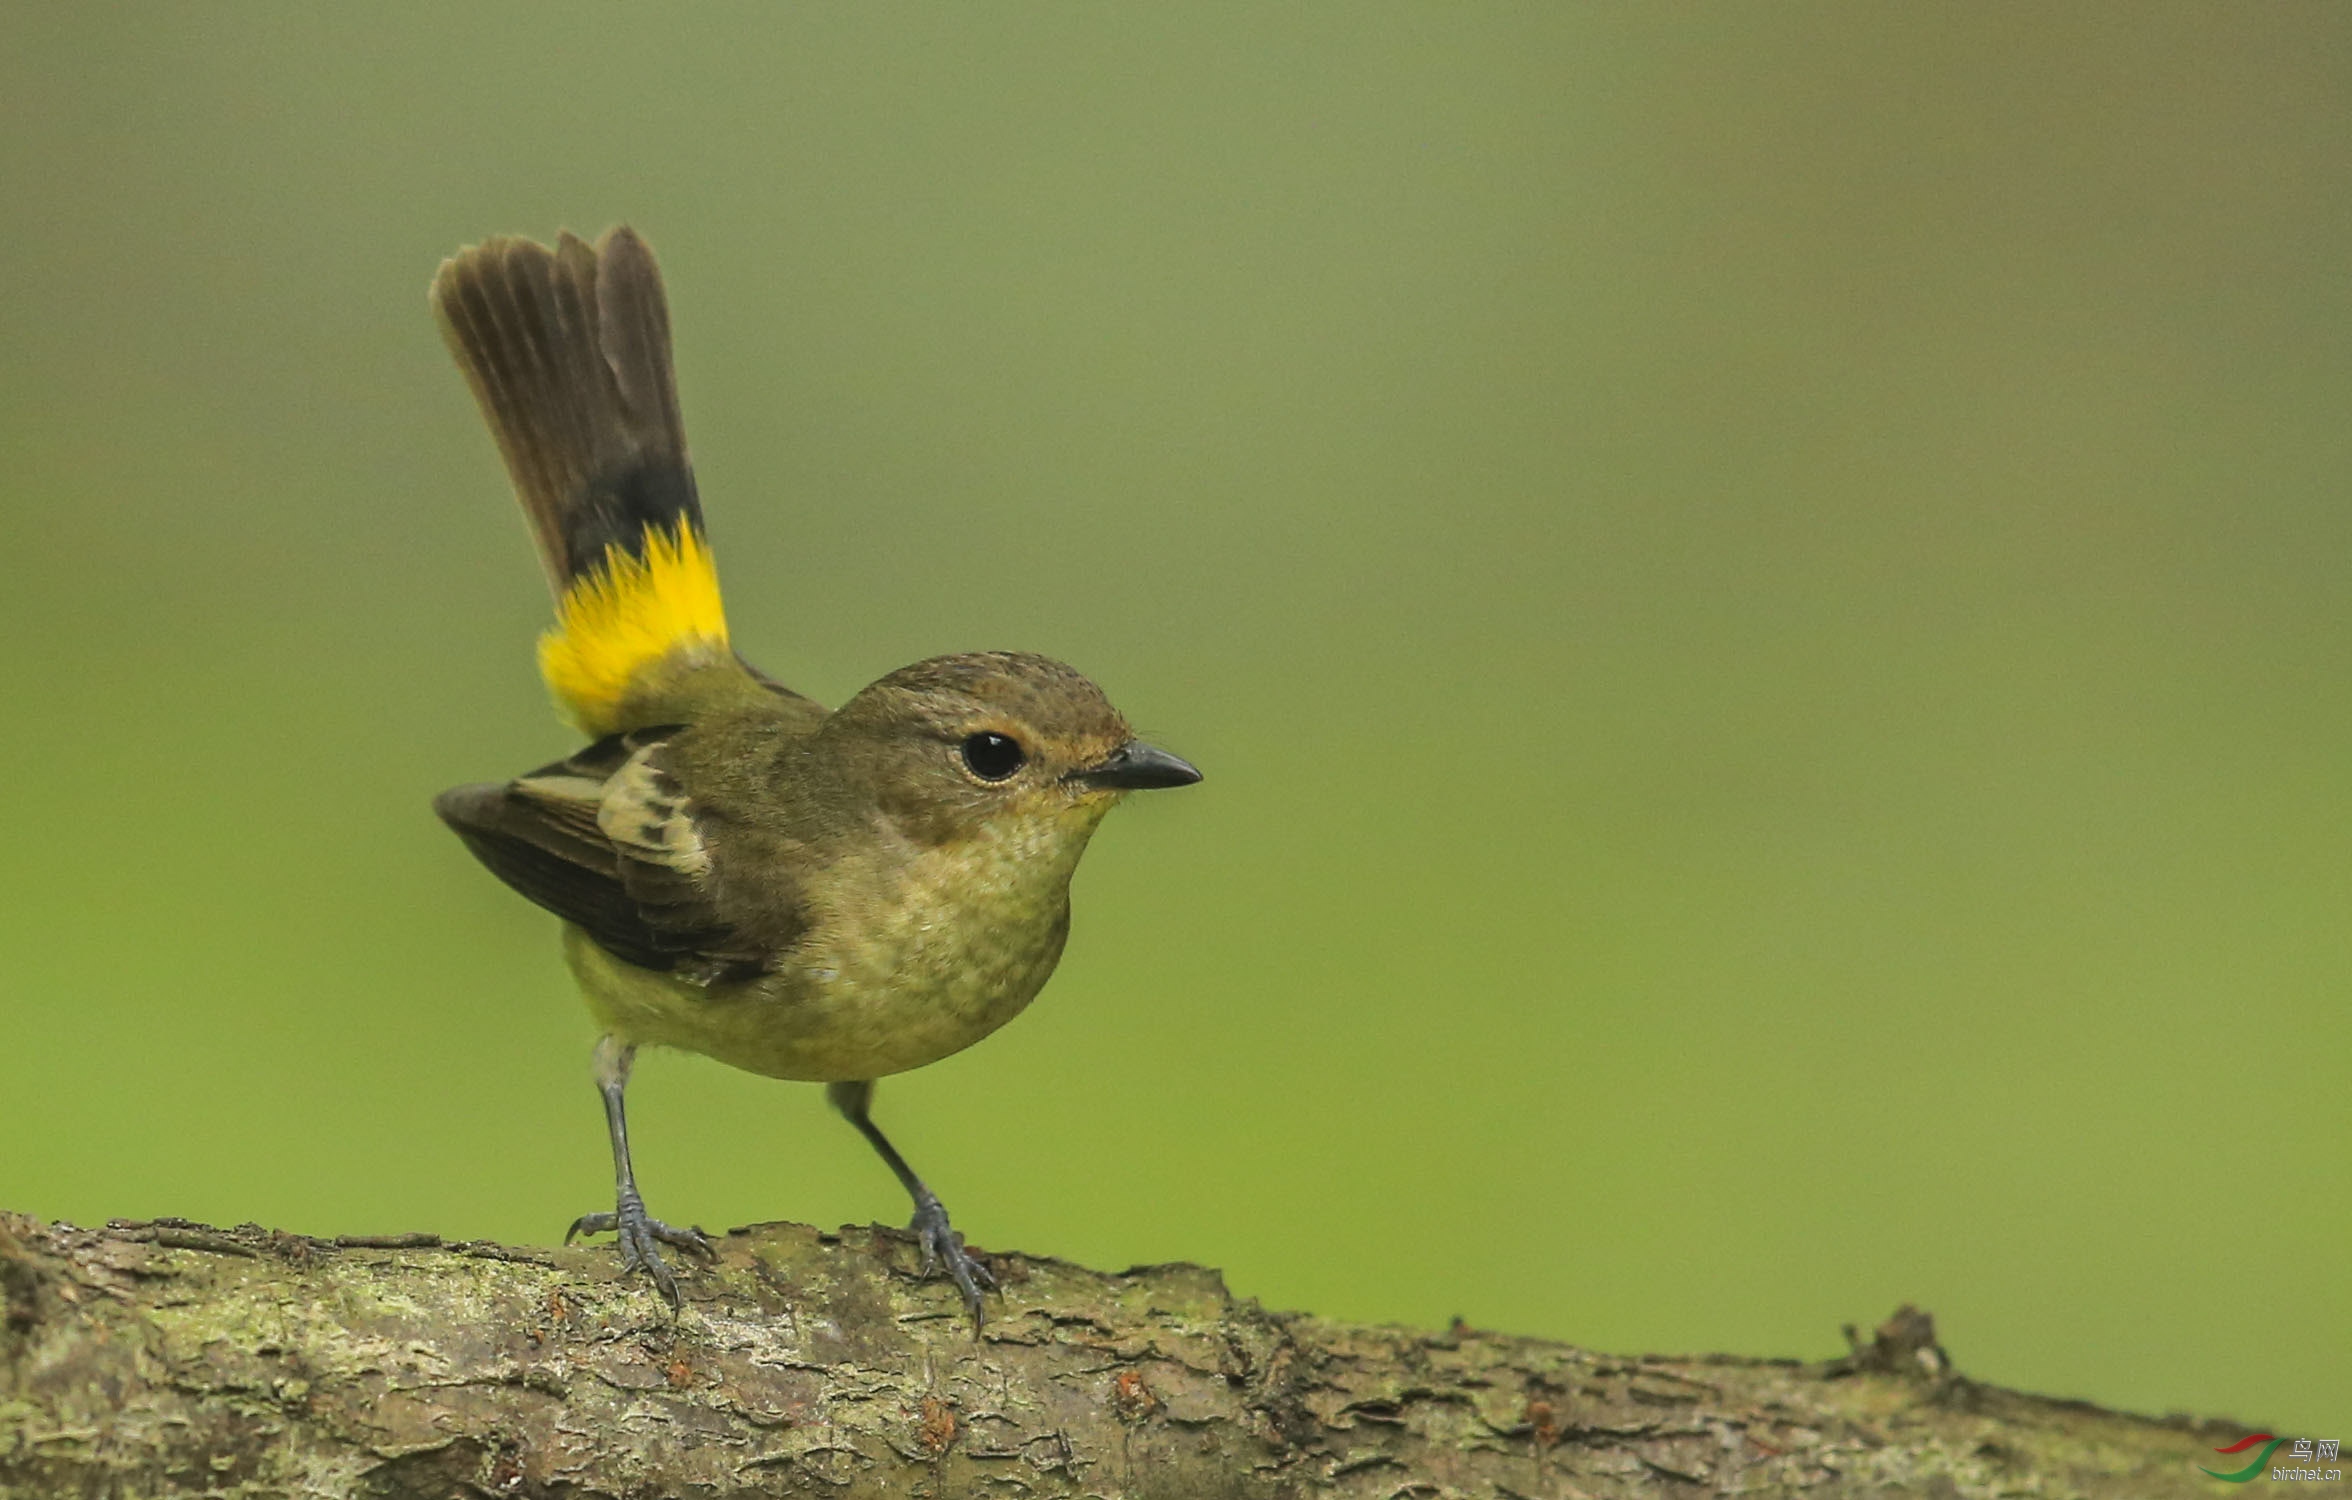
[
  {"x1": 827, "y1": 1079, "x2": 997, "y2": 1331},
  {"x1": 566, "y1": 1035, "x2": 713, "y2": 1306}
]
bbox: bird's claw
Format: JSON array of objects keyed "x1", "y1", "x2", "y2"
[
  {"x1": 909, "y1": 1196, "x2": 996, "y2": 1333},
  {"x1": 567, "y1": 1192, "x2": 714, "y2": 1308}
]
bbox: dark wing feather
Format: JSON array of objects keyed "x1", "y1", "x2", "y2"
[
  {"x1": 434, "y1": 783, "x2": 685, "y2": 972},
  {"x1": 435, "y1": 731, "x2": 778, "y2": 983}
]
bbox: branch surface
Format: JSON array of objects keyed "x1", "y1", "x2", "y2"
[{"x1": 0, "y1": 1212, "x2": 2252, "y2": 1498}]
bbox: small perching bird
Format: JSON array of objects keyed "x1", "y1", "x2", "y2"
[{"x1": 428, "y1": 226, "x2": 1200, "y2": 1325}]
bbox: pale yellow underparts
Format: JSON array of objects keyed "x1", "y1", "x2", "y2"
[{"x1": 563, "y1": 799, "x2": 1108, "y2": 1082}]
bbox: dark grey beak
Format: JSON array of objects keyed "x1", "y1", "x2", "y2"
[{"x1": 1071, "y1": 739, "x2": 1203, "y2": 791}]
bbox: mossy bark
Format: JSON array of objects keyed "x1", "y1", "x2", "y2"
[{"x1": 0, "y1": 1211, "x2": 2255, "y2": 1498}]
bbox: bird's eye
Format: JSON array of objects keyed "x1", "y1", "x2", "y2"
[{"x1": 959, "y1": 731, "x2": 1026, "y2": 782}]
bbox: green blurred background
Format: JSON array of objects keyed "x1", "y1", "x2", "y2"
[{"x1": 3, "y1": 5, "x2": 2344, "y2": 1434}]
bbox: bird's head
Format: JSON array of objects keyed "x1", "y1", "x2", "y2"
[{"x1": 822, "y1": 651, "x2": 1200, "y2": 847}]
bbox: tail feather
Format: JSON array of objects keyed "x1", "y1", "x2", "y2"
[
  {"x1": 432, "y1": 226, "x2": 702, "y2": 588},
  {"x1": 433, "y1": 226, "x2": 735, "y2": 734},
  {"x1": 591, "y1": 230, "x2": 687, "y2": 469}
]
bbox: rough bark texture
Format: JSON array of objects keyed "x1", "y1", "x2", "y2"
[{"x1": 0, "y1": 1211, "x2": 2255, "y2": 1499}]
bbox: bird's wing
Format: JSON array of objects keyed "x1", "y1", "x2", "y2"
[{"x1": 434, "y1": 729, "x2": 785, "y2": 984}]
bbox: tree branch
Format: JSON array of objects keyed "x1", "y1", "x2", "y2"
[{"x1": 0, "y1": 1211, "x2": 2253, "y2": 1497}]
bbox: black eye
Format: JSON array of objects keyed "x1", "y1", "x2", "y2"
[{"x1": 959, "y1": 731, "x2": 1026, "y2": 781}]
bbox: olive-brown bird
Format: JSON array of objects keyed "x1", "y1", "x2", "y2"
[{"x1": 428, "y1": 226, "x2": 1199, "y2": 1322}]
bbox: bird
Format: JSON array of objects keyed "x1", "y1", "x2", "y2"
[{"x1": 427, "y1": 225, "x2": 1200, "y2": 1325}]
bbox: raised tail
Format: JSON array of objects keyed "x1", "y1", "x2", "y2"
[{"x1": 432, "y1": 226, "x2": 734, "y2": 734}]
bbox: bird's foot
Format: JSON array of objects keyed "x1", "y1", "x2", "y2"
[
  {"x1": 567, "y1": 1190, "x2": 714, "y2": 1308},
  {"x1": 908, "y1": 1194, "x2": 996, "y2": 1333}
]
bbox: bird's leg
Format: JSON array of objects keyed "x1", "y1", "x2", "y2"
[
  {"x1": 566, "y1": 1035, "x2": 712, "y2": 1307},
  {"x1": 827, "y1": 1079, "x2": 996, "y2": 1331}
]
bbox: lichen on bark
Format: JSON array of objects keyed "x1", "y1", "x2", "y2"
[{"x1": 0, "y1": 1212, "x2": 2258, "y2": 1498}]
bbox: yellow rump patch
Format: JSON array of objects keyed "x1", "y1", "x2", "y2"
[{"x1": 538, "y1": 522, "x2": 729, "y2": 733}]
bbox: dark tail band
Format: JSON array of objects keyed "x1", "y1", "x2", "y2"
[{"x1": 431, "y1": 226, "x2": 705, "y2": 593}]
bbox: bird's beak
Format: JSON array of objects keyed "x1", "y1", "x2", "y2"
[{"x1": 1070, "y1": 739, "x2": 1203, "y2": 791}]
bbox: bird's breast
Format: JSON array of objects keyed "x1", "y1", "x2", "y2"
[{"x1": 580, "y1": 808, "x2": 1098, "y2": 1082}]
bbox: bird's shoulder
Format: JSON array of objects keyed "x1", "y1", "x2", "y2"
[{"x1": 436, "y1": 713, "x2": 822, "y2": 986}]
